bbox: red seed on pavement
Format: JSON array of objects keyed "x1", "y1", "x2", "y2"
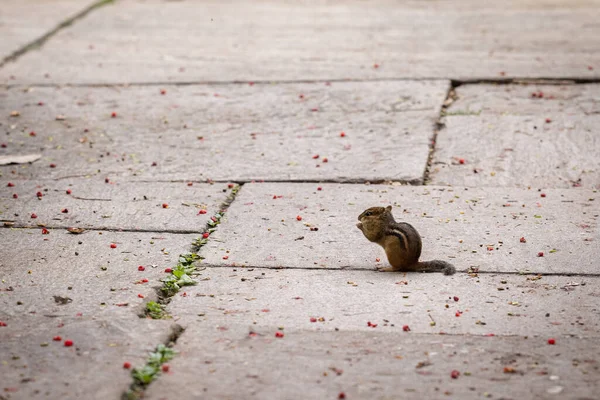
[
  {"x1": 7, "y1": 182, "x2": 14, "y2": 187},
  {"x1": 66, "y1": 189, "x2": 72, "y2": 194},
  {"x1": 540, "y1": 193, "x2": 546, "y2": 198},
  {"x1": 36, "y1": 191, "x2": 43, "y2": 197},
  {"x1": 138, "y1": 266, "x2": 145, "y2": 271},
  {"x1": 312, "y1": 154, "x2": 319, "y2": 159},
  {"x1": 453, "y1": 296, "x2": 459, "y2": 302},
  {"x1": 545, "y1": 118, "x2": 552, "y2": 123},
  {"x1": 31, "y1": 213, "x2": 37, "y2": 218},
  {"x1": 310, "y1": 317, "x2": 317, "y2": 323},
  {"x1": 340, "y1": 132, "x2": 346, "y2": 137},
  {"x1": 53, "y1": 336, "x2": 62, "y2": 341},
  {"x1": 451, "y1": 370, "x2": 460, "y2": 379},
  {"x1": 164, "y1": 268, "x2": 172, "y2": 273},
  {"x1": 160, "y1": 89, "x2": 166, "y2": 95},
  {"x1": 110, "y1": 243, "x2": 117, "y2": 249},
  {"x1": 520, "y1": 237, "x2": 527, "y2": 243},
  {"x1": 64, "y1": 340, "x2": 73, "y2": 347},
  {"x1": 41, "y1": 228, "x2": 49, "y2": 234},
  {"x1": 296, "y1": 215, "x2": 302, "y2": 221},
  {"x1": 123, "y1": 362, "x2": 132, "y2": 369},
  {"x1": 458, "y1": 158, "x2": 465, "y2": 164},
  {"x1": 61, "y1": 208, "x2": 68, "y2": 213},
  {"x1": 228, "y1": 183, "x2": 234, "y2": 188},
  {"x1": 162, "y1": 203, "x2": 168, "y2": 209},
  {"x1": 12, "y1": 193, "x2": 18, "y2": 199},
  {"x1": 402, "y1": 325, "x2": 410, "y2": 332},
  {"x1": 105, "y1": 178, "x2": 110, "y2": 183},
  {"x1": 0, "y1": 321, "x2": 7, "y2": 327},
  {"x1": 162, "y1": 364, "x2": 170, "y2": 372},
  {"x1": 49, "y1": 163, "x2": 56, "y2": 168},
  {"x1": 111, "y1": 112, "x2": 117, "y2": 118},
  {"x1": 137, "y1": 294, "x2": 144, "y2": 298},
  {"x1": 30, "y1": 131, "x2": 36, "y2": 136},
  {"x1": 338, "y1": 393, "x2": 346, "y2": 399},
  {"x1": 223, "y1": 255, "x2": 229, "y2": 260},
  {"x1": 373, "y1": 63, "x2": 380, "y2": 69},
  {"x1": 322, "y1": 157, "x2": 328, "y2": 163},
  {"x1": 275, "y1": 331, "x2": 284, "y2": 338},
  {"x1": 141, "y1": 278, "x2": 148, "y2": 283},
  {"x1": 198, "y1": 209, "x2": 207, "y2": 214},
  {"x1": 317, "y1": 187, "x2": 322, "y2": 191},
  {"x1": 538, "y1": 252, "x2": 544, "y2": 257},
  {"x1": 548, "y1": 338, "x2": 556, "y2": 345},
  {"x1": 202, "y1": 232, "x2": 210, "y2": 239}
]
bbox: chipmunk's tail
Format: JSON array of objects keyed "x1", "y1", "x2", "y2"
[{"x1": 415, "y1": 260, "x2": 456, "y2": 275}]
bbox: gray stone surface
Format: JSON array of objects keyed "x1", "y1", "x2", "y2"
[
  {"x1": 0, "y1": 81, "x2": 448, "y2": 182},
  {"x1": 430, "y1": 84, "x2": 600, "y2": 189},
  {"x1": 2, "y1": 0, "x2": 600, "y2": 84},
  {"x1": 165, "y1": 268, "x2": 600, "y2": 338},
  {"x1": 0, "y1": 179, "x2": 228, "y2": 232},
  {"x1": 0, "y1": 229, "x2": 199, "y2": 317},
  {"x1": 201, "y1": 183, "x2": 598, "y2": 274},
  {"x1": 0, "y1": 317, "x2": 176, "y2": 400},
  {"x1": 0, "y1": 0, "x2": 98, "y2": 62},
  {"x1": 145, "y1": 327, "x2": 600, "y2": 400}
]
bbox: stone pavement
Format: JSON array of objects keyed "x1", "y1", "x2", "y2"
[{"x1": 0, "y1": 1, "x2": 599, "y2": 400}]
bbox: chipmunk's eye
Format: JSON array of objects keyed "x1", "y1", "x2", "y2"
[{"x1": 364, "y1": 211, "x2": 372, "y2": 217}]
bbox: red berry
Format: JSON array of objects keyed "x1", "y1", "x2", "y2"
[
  {"x1": 299, "y1": 94, "x2": 304, "y2": 99},
  {"x1": 151, "y1": 162, "x2": 157, "y2": 167},
  {"x1": 275, "y1": 331, "x2": 284, "y2": 338},
  {"x1": 111, "y1": 112, "x2": 117, "y2": 118},
  {"x1": 375, "y1": 258, "x2": 380, "y2": 262},
  {"x1": 548, "y1": 338, "x2": 556, "y2": 345},
  {"x1": 198, "y1": 209, "x2": 207, "y2": 214},
  {"x1": 538, "y1": 252, "x2": 544, "y2": 257},
  {"x1": 202, "y1": 232, "x2": 210, "y2": 239},
  {"x1": 312, "y1": 154, "x2": 319, "y2": 159},
  {"x1": 545, "y1": 118, "x2": 552, "y2": 123},
  {"x1": 589, "y1": 66, "x2": 594, "y2": 71},
  {"x1": 340, "y1": 132, "x2": 346, "y2": 137},
  {"x1": 187, "y1": 182, "x2": 193, "y2": 186},
  {"x1": 310, "y1": 108, "x2": 319, "y2": 112},
  {"x1": 458, "y1": 158, "x2": 465, "y2": 164},
  {"x1": 53, "y1": 336, "x2": 61, "y2": 341},
  {"x1": 64, "y1": 340, "x2": 73, "y2": 347},
  {"x1": 310, "y1": 317, "x2": 317, "y2": 323},
  {"x1": 161, "y1": 364, "x2": 170, "y2": 372},
  {"x1": 38, "y1": 101, "x2": 44, "y2": 106},
  {"x1": 228, "y1": 183, "x2": 234, "y2": 188},
  {"x1": 31, "y1": 213, "x2": 37, "y2": 218},
  {"x1": 41, "y1": 228, "x2": 49, "y2": 234},
  {"x1": 317, "y1": 187, "x2": 322, "y2": 191},
  {"x1": 160, "y1": 89, "x2": 166, "y2": 95},
  {"x1": 455, "y1": 311, "x2": 462, "y2": 317},
  {"x1": 453, "y1": 296, "x2": 459, "y2": 302},
  {"x1": 105, "y1": 178, "x2": 110, "y2": 183},
  {"x1": 402, "y1": 325, "x2": 410, "y2": 332},
  {"x1": 373, "y1": 63, "x2": 380, "y2": 69},
  {"x1": 12, "y1": 193, "x2": 18, "y2": 199},
  {"x1": 296, "y1": 215, "x2": 302, "y2": 221},
  {"x1": 451, "y1": 370, "x2": 460, "y2": 379},
  {"x1": 66, "y1": 189, "x2": 72, "y2": 194},
  {"x1": 164, "y1": 268, "x2": 172, "y2": 273},
  {"x1": 29, "y1": 131, "x2": 36, "y2": 136},
  {"x1": 110, "y1": 243, "x2": 117, "y2": 249},
  {"x1": 222, "y1": 255, "x2": 229, "y2": 260},
  {"x1": 7, "y1": 182, "x2": 14, "y2": 187},
  {"x1": 141, "y1": 278, "x2": 148, "y2": 283},
  {"x1": 520, "y1": 237, "x2": 527, "y2": 243},
  {"x1": 138, "y1": 266, "x2": 145, "y2": 271},
  {"x1": 338, "y1": 393, "x2": 346, "y2": 399},
  {"x1": 162, "y1": 203, "x2": 168, "y2": 208},
  {"x1": 1, "y1": 143, "x2": 6, "y2": 148},
  {"x1": 137, "y1": 294, "x2": 144, "y2": 298},
  {"x1": 322, "y1": 157, "x2": 328, "y2": 163},
  {"x1": 540, "y1": 193, "x2": 546, "y2": 198},
  {"x1": 0, "y1": 321, "x2": 6, "y2": 327},
  {"x1": 61, "y1": 208, "x2": 68, "y2": 213},
  {"x1": 49, "y1": 163, "x2": 56, "y2": 168},
  {"x1": 36, "y1": 191, "x2": 43, "y2": 197},
  {"x1": 123, "y1": 362, "x2": 131, "y2": 369}
]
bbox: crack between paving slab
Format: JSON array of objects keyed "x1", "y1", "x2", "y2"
[
  {"x1": 198, "y1": 264, "x2": 600, "y2": 278},
  {"x1": 422, "y1": 81, "x2": 454, "y2": 185},
  {"x1": 122, "y1": 323, "x2": 184, "y2": 400},
  {"x1": 0, "y1": 0, "x2": 116, "y2": 68},
  {"x1": 0, "y1": 224, "x2": 208, "y2": 235},
  {"x1": 3, "y1": 76, "x2": 600, "y2": 89}
]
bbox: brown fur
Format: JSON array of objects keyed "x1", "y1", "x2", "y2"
[{"x1": 357, "y1": 206, "x2": 455, "y2": 275}]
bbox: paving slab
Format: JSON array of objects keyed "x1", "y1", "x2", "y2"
[
  {"x1": 200, "y1": 183, "x2": 598, "y2": 274},
  {"x1": 0, "y1": 0, "x2": 99, "y2": 62},
  {"x1": 0, "y1": 179, "x2": 229, "y2": 232},
  {"x1": 145, "y1": 327, "x2": 600, "y2": 400},
  {"x1": 1, "y1": 0, "x2": 600, "y2": 84},
  {"x1": 0, "y1": 317, "x2": 176, "y2": 400},
  {"x1": 0, "y1": 81, "x2": 448, "y2": 182},
  {"x1": 430, "y1": 84, "x2": 600, "y2": 189},
  {"x1": 0, "y1": 229, "x2": 198, "y2": 317},
  {"x1": 165, "y1": 268, "x2": 600, "y2": 338}
]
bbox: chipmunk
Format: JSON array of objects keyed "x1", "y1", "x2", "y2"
[{"x1": 357, "y1": 205, "x2": 455, "y2": 275}]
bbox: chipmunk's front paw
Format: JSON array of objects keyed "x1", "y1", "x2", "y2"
[{"x1": 377, "y1": 266, "x2": 395, "y2": 272}]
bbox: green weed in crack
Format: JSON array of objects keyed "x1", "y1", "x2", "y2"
[{"x1": 122, "y1": 343, "x2": 178, "y2": 400}]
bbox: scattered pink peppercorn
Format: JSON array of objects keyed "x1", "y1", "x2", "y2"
[
  {"x1": 198, "y1": 209, "x2": 207, "y2": 214},
  {"x1": 589, "y1": 66, "x2": 594, "y2": 71},
  {"x1": 296, "y1": 215, "x2": 302, "y2": 221},
  {"x1": 111, "y1": 112, "x2": 117, "y2": 118},
  {"x1": 275, "y1": 332, "x2": 284, "y2": 338},
  {"x1": 30, "y1": 131, "x2": 36, "y2": 137},
  {"x1": 1, "y1": 143, "x2": 6, "y2": 148},
  {"x1": 162, "y1": 364, "x2": 170, "y2": 372},
  {"x1": 110, "y1": 243, "x2": 117, "y2": 249},
  {"x1": 520, "y1": 237, "x2": 527, "y2": 243},
  {"x1": 12, "y1": 193, "x2": 18, "y2": 199},
  {"x1": 455, "y1": 311, "x2": 462, "y2": 317},
  {"x1": 162, "y1": 203, "x2": 168, "y2": 209},
  {"x1": 66, "y1": 189, "x2": 72, "y2": 194},
  {"x1": 310, "y1": 317, "x2": 317, "y2": 323},
  {"x1": 538, "y1": 252, "x2": 544, "y2": 257},
  {"x1": 373, "y1": 63, "x2": 380, "y2": 69},
  {"x1": 312, "y1": 154, "x2": 319, "y2": 159},
  {"x1": 340, "y1": 132, "x2": 346, "y2": 137},
  {"x1": 0, "y1": 321, "x2": 7, "y2": 327},
  {"x1": 375, "y1": 258, "x2": 380, "y2": 262},
  {"x1": 49, "y1": 163, "x2": 56, "y2": 168},
  {"x1": 540, "y1": 193, "x2": 546, "y2": 198},
  {"x1": 548, "y1": 338, "x2": 556, "y2": 345},
  {"x1": 7, "y1": 182, "x2": 14, "y2": 187},
  {"x1": 53, "y1": 336, "x2": 62, "y2": 341},
  {"x1": 36, "y1": 191, "x2": 43, "y2": 197},
  {"x1": 322, "y1": 157, "x2": 328, "y2": 163},
  {"x1": 123, "y1": 362, "x2": 131, "y2": 369},
  {"x1": 310, "y1": 107, "x2": 319, "y2": 112},
  {"x1": 451, "y1": 370, "x2": 460, "y2": 379},
  {"x1": 31, "y1": 213, "x2": 37, "y2": 219},
  {"x1": 160, "y1": 89, "x2": 166, "y2": 95},
  {"x1": 338, "y1": 393, "x2": 346, "y2": 399},
  {"x1": 545, "y1": 118, "x2": 552, "y2": 123},
  {"x1": 228, "y1": 183, "x2": 234, "y2": 188},
  {"x1": 41, "y1": 228, "x2": 49, "y2": 234},
  {"x1": 222, "y1": 255, "x2": 229, "y2": 260},
  {"x1": 137, "y1": 294, "x2": 144, "y2": 298},
  {"x1": 64, "y1": 340, "x2": 73, "y2": 347},
  {"x1": 164, "y1": 268, "x2": 172, "y2": 273},
  {"x1": 61, "y1": 208, "x2": 68, "y2": 213},
  {"x1": 187, "y1": 182, "x2": 193, "y2": 186},
  {"x1": 402, "y1": 325, "x2": 410, "y2": 332},
  {"x1": 202, "y1": 232, "x2": 210, "y2": 239},
  {"x1": 453, "y1": 296, "x2": 459, "y2": 302},
  {"x1": 138, "y1": 266, "x2": 145, "y2": 271},
  {"x1": 317, "y1": 187, "x2": 322, "y2": 191},
  {"x1": 105, "y1": 178, "x2": 110, "y2": 183},
  {"x1": 151, "y1": 162, "x2": 157, "y2": 167},
  {"x1": 458, "y1": 158, "x2": 465, "y2": 164}
]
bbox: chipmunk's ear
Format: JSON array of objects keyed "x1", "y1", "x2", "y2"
[{"x1": 385, "y1": 205, "x2": 392, "y2": 212}]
